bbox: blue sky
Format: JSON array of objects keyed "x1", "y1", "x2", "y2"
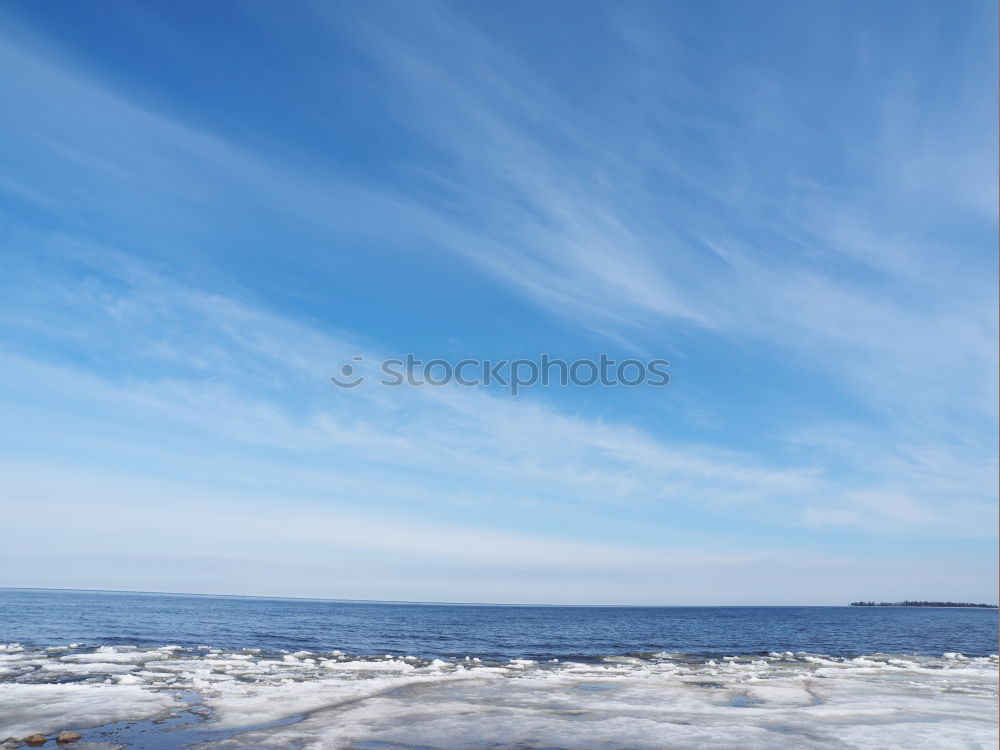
[{"x1": 0, "y1": 0, "x2": 996, "y2": 604}]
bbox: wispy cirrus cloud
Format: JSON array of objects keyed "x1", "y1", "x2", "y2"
[
  {"x1": 279, "y1": 2, "x2": 998, "y2": 430},
  {"x1": 0, "y1": 1, "x2": 995, "y2": 602},
  {"x1": 1, "y1": 245, "x2": 993, "y2": 542}
]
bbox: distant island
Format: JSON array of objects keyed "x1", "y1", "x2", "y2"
[{"x1": 850, "y1": 601, "x2": 997, "y2": 608}]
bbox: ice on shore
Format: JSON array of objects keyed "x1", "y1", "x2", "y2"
[
  {"x1": 0, "y1": 683, "x2": 177, "y2": 738},
  {"x1": 0, "y1": 645, "x2": 996, "y2": 748}
]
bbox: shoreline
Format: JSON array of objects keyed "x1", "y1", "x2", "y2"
[{"x1": 2, "y1": 645, "x2": 997, "y2": 749}]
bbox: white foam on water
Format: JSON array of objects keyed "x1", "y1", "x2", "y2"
[{"x1": 0, "y1": 646, "x2": 995, "y2": 748}]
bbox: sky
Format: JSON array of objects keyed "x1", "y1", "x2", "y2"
[{"x1": 0, "y1": 0, "x2": 996, "y2": 605}]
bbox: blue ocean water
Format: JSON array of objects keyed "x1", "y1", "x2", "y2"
[{"x1": 2, "y1": 588, "x2": 996, "y2": 658}]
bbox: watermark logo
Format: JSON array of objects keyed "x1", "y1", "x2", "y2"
[
  {"x1": 330, "y1": 355, "x2": 366, "y2": 388},
  {"x1": 331, "y1": 354, "x2": 669, "y2": 396}
]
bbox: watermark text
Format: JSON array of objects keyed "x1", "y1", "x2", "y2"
[{"x1": 331, "y1": 354, "x2": 670, "y2": 395}]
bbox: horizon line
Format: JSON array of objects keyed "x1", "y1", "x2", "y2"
[{"x1": 3, "y1": 586, "x2": 995, "y2": 608}]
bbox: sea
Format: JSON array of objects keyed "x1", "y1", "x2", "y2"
[{"x1": 1, "y1": 588, "x2": 997, "y2": 749}]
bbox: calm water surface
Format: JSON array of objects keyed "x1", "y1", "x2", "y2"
[{"x1": 2, "y1": 588, "x2": 996, "y2": 657}]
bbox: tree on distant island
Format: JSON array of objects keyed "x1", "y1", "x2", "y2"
[{"x1": 849, "y1": 601, "x2": 997, "y2": 608}]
